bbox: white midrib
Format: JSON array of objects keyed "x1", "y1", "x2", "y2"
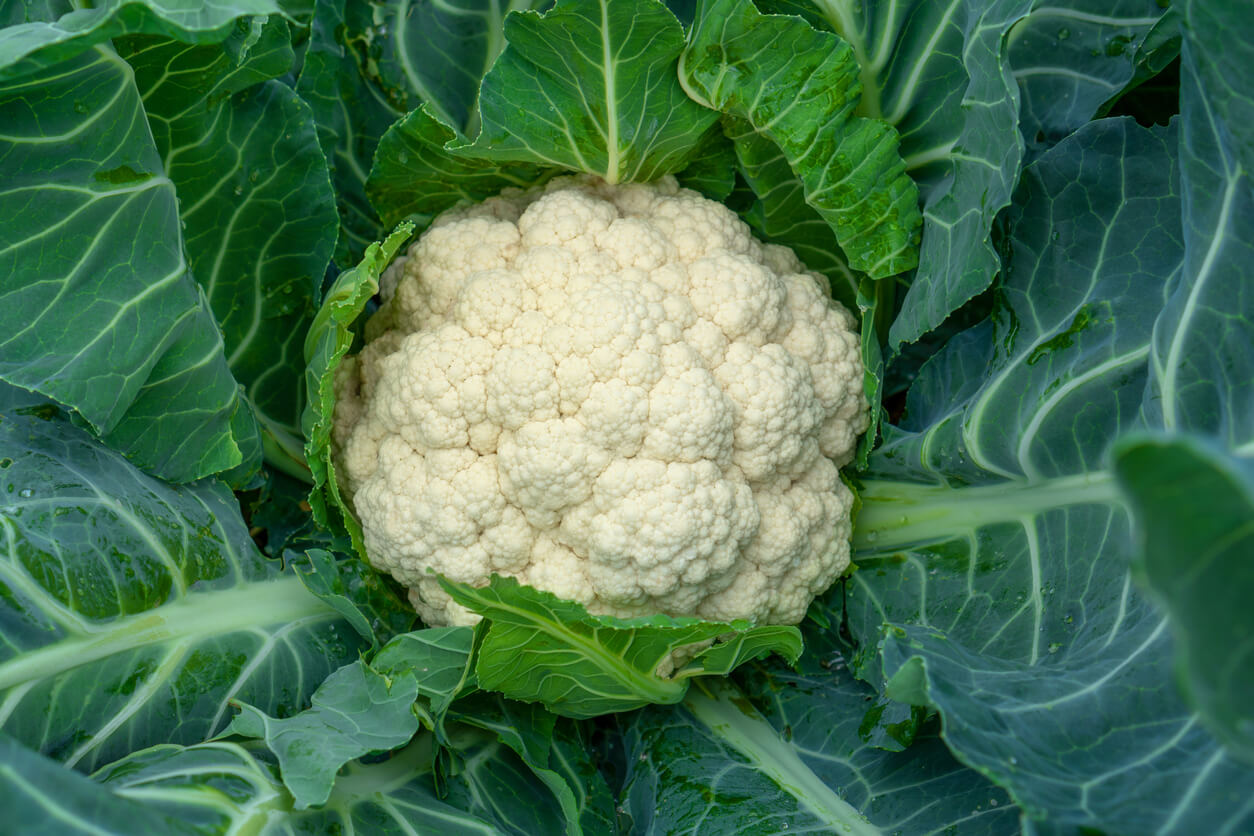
[
  {"x1": 0, "y1": 576, "x2": 335, "y2": 692},
  {"x1": 685, "y1": 682, "x2": 882, "y2": 836},
  {"x1": 1162, "y1": 172, "x2": 1238, "y2": 429},
  {"x1": 600, "y1": 0, "x2": 620, "y2": 183},
  {"x1": 853, "y1": 471, "x2": 1121, "y2": 551}
]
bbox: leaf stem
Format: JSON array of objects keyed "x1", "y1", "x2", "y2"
[{"x1": 685, "y1": 680, "x2": 882, "y2": 836}]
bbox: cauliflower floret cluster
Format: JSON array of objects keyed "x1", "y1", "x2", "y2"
[{"x1": 334, "y1": 175, "x2": 868, "y2": 627}]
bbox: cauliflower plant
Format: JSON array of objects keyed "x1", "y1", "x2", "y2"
[{"x1": 334, "y1": 175, "x2": 869, "y2": 627}]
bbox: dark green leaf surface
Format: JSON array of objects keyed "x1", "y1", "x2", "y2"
[
  {"x1": 0, "y1": 385, "x2": 364, "y2": 773},
  {"x1": 120, "y1": 22, "x2": 338, "y2": 457},
  {"x1": 443, "y1": 576, "x2": 802, "y2": 719},
  {"x1": 671, "y1": 124, "x2": 738, "y2": 202},
  {"x1": 372, "y1": 0, "x2": 551, "y2": 137},
  {"x1": 296, "y1": 548, "x2": 416, "y2": 648},
  {"x1": 1115, "y1": 436, "x2": 1254, "y2": 762},
  {"x1": 296, "y1": 1, "x2": 549, "y2": 266},
  {"x1": 294, "y1": 0, "x2": 399, "y2": 265},
  {"x1": 847, "y1": 118, "x2": 1254, "y2": 832},
  {"x1": 467, "y1": 0, "x2": 717, "y2": 182},
  {"x1": 367, "y1": 105, "x2": 554, "y2": 231},
  {"x1": 682, "y1": 0, "x2": 920, "y2": 279},
  {"x1": 445, "y1": 693, "x2": 616, "y2": 834},
  {"x1": 0, "y1": 734, "x2": 200, "y2": 836},
  {"x1": 1145, "y1": 0, "x2": 1254, "y2": 448},
  {"x1": 1008, "y1": 0, "x2": 1173, "y2": 148},
  {"x1": 621, "y1": 668, "x2": 1018, "y2": 835},
  {"x1": 0, "y1": 46, "x2": 258, "y2": 482},
  {"x1": 0, "y1": 0, "x2": 308, "y2": 81}
]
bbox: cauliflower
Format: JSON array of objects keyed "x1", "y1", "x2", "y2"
[{"x1": 334, "y1": 175, "x2": 868, "y2": 627}]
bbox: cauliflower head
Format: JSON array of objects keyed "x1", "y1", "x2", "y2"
[{"x1": 334, "y1": 175, "x2": 868, "y2": 627}]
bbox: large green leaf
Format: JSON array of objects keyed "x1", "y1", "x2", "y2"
[
  {"x1": 119, "y1": 20, "x2": 338, "y2": 477},
  {"x1": 443, "y1": 576, "x2": 802, "y2": 719},
  {"x1": 367, "y1": 0, "x2": 719, "y2": 230},
  {"x1": 293, "y1": 0, "x2": 399, "y2": 266},
  {"x1": 845, "y1": 118, "x2": 1254, "y2": 831},
  {"x1": 620, "y1": 661, "x2": 1019, "y2": 834},
  {"x1": 1146, "y1": 0, "x2": 1254, "y2": 448},
  {"x1": 0, "y1": 45, "x2": 258, "y2": 482},
  {"x1": 762, "y1": 0, "x2": 1034, "y2": 348},
  {"x1": 466, "y1": 0, "x2": 718, "y2": 182},
  {"x1": 0, "y1": 734, "x2": 200, "y2": 836},
  {"x1": 1008, "y1": 0, "x2": 1174, "y2": 149},
  {"x1": 0, "y1": 0, "x2": 309, "y2": 81},
  {"x1": 1110, "y1": 0, "x2": 1254, "y2": 762},
  {"x1": 681, "y1": 0, "x2": 920, "y2": 279},
  {"x1": 0, "y1": 384, "x2": 365, "y2": 772},
  {"x1": 1114, "y1": 436, "x2": 1254, "y2": 762}
]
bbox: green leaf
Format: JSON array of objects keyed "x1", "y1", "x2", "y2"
[
  {"x1": 373, "y1": 626, "x2": 478, "y2": 726},
  {"x1": 465, "y1": 0, "x2": 718, "y2": 182},
  {"x1": 367, "y1": 105, "x2": 554, "y2": 231},
  {"x1": 1114, "y1": 435, "x2": 1254, "y2": 762},
  {"x1": 0, "y1": 734, "x2": 200, "y2": 836},
  {"x1": 0, "y1": 384, "x2": 365, "y2": 772},
  {"x1": 759, "y1": 0, "x2": 1035, "y2": 347},
  {"x1": 302, "y1": 225, "x2": 412, "y2": 548},
  {"x1": 620, "y1": 669, "x2": 1017, "y2": 834},
  {"x1": 294, "y1": 0, "x2": 399, "y2": 266},
  {"x1": 0, "y1": 45, "x2": 258, "y2": 482},
  {"x1": 93, "y1": 737, "x2": 531, "y2": 833},
  {"x1": 1008, "y1": 0, "x2": 1175, "y2": 149},
  {"x1": 884, "y1": 0, "x2": 1035, "y2": 348},
  {"x1": 0, "y1": 0, "x2": 310, "y2": 81},
  {"x1": 119, "y1": 20, "x2": 338, "y2": 462},
  {"x1": 681, "y1": 0, "x2": 920, "y2": 279},
  {"x1": 1146, "y1": 0, "x2": 1254, "y2": 447},
  {"x1": 847, "y1": 119, "x2": 1254, "y2": 831},
  {"x1": 295, "y1": 548, "x2": 417, "y2": 648},
  {"x1": 224, "y1": 660, "x2": 423, "y2": 809},
  {"x1": 371, "y1": 0, "x2": 552, "y2": 138},
  {"x1": 442, "y1": 575, "x2": 802, "y2": 719},
  {"x1": 296, "y1": 1, "x2": 551, "y2": 266}
]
